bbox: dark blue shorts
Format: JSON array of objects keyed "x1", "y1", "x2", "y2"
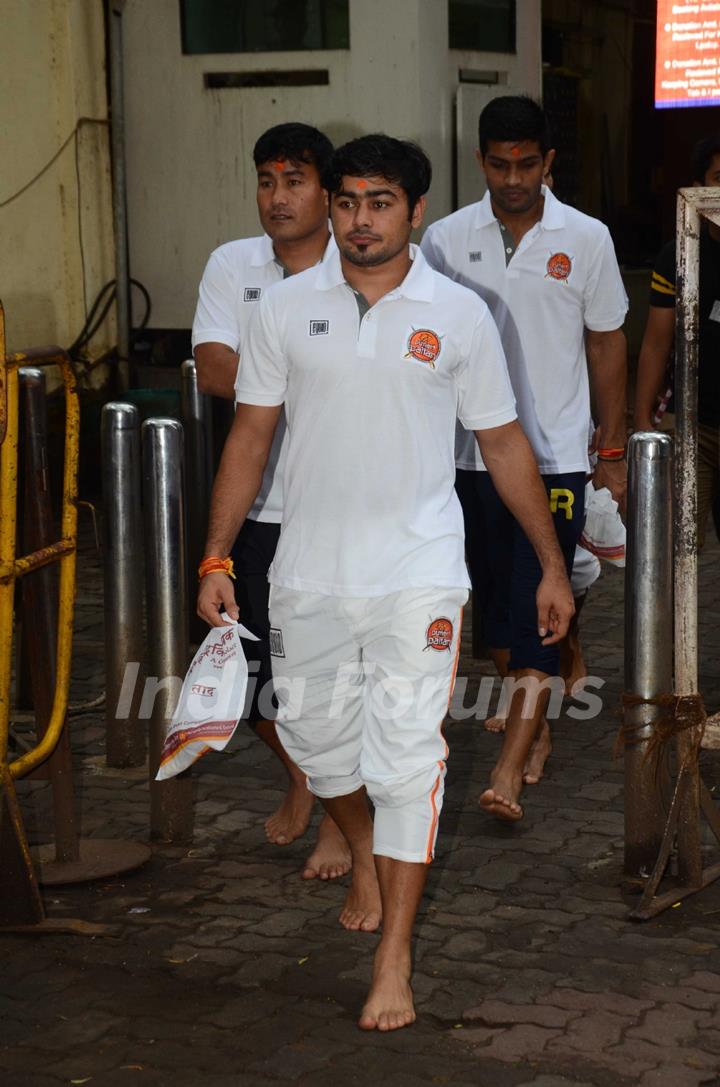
[
  {"x1": 230, "y1": 518, "x2": 281, "y2": 725},
  {"x1": 455, "y1": 469, "x2": 585, "y2": 676}
]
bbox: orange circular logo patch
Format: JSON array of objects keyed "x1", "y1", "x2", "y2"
[
  {"x1": 425, "y1": 617, "x2": 453, "y2": 652},
  {"x1": 406, "y1": 329, "x2": 441, "y2": 368},
  {"x1": 546, "y1": 252, "x2": 572, "y2": 281}
]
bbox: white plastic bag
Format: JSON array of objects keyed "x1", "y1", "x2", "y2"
[
  {"x1": 155, "y1": 619, "x2": 259, "y2": 781},
  {"x1": 579, "y1": 482, "x2": 626, "y2": 567}
]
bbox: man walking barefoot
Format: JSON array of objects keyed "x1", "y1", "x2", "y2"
[
  {"x1": 422, "y1": 96, "x2": 628, "y2": 821},
  {"x1": 198, "y1": 135, "x2": 573, "y2": 1031},
  {"x1": 192, "y1": 123, "x2": 350, "y2": 880}
]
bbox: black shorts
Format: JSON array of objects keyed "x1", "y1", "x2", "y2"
[
  {"x1": 230, "y1": 518, "x2": 281, "y2": 725},
  {"x1": 455, "y1": 468, "x2": 585, "y2": 676}
]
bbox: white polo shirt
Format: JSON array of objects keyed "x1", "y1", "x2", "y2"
[
  {"x1": 192, "y1": 233, "x2": 335, "y2": 522},
  {"x1": 421, "y1": 186, "x2": 628, "y2": 475},
  {"x1": 235, "y1": 245, "x2": 517, "y2": 597}
]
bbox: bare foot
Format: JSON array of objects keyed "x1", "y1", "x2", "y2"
[
  {"x1": 560, "y1": 628, "x2": 588, "y2": 697},
  {"x1": 484, "y1": 711, "x2": 507, "y2": 733},
  {"x1": 264, "y1": 778, "x2": 314, "y2": 845},
  {"x1": 358, "y1": 946, "x2": 415, "y2": 1032},
  {"x1": 302, "y1": 814, "x2": 352, "y2": 881},
  {"x1": 479, "y1": 766, "x2": 523, "y2": 822},
  {"x1": 523, "y1": 718, "x2": 552, "y2": 785},
  {"x1": 339, "y1": 862, "x2": 382, "y2": 932}
]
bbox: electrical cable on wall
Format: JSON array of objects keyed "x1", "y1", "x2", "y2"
[
  {"x1": 0, "y1": 115, "x2": 152, "y2": 373},
  {"x1": 0, "y1": 117, "x2": 107, "y2": 208}
]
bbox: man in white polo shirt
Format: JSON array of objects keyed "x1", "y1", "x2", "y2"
[
  {"x1": 197, "y1": 134, "x2": 574, "y2": 1032},
  {"x1": 192, "y1": 122, "x2": 350, "y2": 881},
  {"x1": 421, "y1": 95, "x2": 628, "y2": 822}
]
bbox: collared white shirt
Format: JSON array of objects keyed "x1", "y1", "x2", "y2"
[
  {"x1": 192, "y1": 233, "x2": 335, "y2": 522},
  {"x1": 421, "y1": 186, "x2": 628, "y2": 474},
  {"x1": 235, "y1": 246, "x2": 516, "y2": 597}
]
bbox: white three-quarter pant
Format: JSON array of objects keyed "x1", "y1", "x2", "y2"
[{"x1": 269, "y1": 586, "x2": 468, "y2": 864}]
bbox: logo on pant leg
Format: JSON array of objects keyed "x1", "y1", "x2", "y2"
[
  {"x1": 549, "y1": 488, "x2": 575, "y2": 520},
  {"x1": 424, "y1": 617, "x2": 453, "y2": 652},
  {"x1": 269, "y1": 628, "x2": 285, "y2": 657}
]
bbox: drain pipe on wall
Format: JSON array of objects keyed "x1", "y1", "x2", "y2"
[{"x1": 109, "y1": 0, "x2": 130, "y2": 391}]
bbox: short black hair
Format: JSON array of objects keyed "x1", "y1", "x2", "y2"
[
  {"x1": 324, "y1": 134, "x2": 432, "y2": 217},
  {"x1": 253, "y1": 123, "x2": 334, "y2": 177},
  {"x1": 691, "y1": 134, "x2": 720, "y2": 182},
  {"x1": 478, "y1": 95, "x2": 552, "y2": 157}
]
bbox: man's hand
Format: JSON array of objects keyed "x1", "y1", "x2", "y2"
[
  {"x1": 537, "y1": 566, "x2": 575, "y2": 645},
  {"x1": 197, "y1": 572, "x2": 239, "y2": 628},
  {"x1": 593, "y1": 457, "x2": 627, "y2": 518}
]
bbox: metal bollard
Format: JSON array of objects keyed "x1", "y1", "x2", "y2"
[
  {"x1": 102, "y1": 402, "x2": 146, "y2": 767},
  {"x1": 623, "y1": 432, "x2": 673, "y2": 881},
  {"x1": 143, "y1": 418, "x2": 193, "y2": 841},
  {"x1": 181, "y1": 360, "x2": 213, "y2": 645}
]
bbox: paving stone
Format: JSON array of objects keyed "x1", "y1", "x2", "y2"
[
  {"x1": 463, "y1": 1000, "x2": 579, "y2": 1029},
  {"x1": 479, "y1": 1024, "x2": 565, "y2": 1062},
  {"x1": 686, "y1": 972, "x2": 720, "y2": 994},
  {"x1": 516, "y1": 1078, "x2": 595, "y2": 1087},
  {"x1": 627, "y1": 1005, "x2": 705, "y2": 1047}
]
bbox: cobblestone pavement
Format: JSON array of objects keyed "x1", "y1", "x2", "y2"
[{"x1": 2, "y1": 529, "x2": 720, "y2": 1087}]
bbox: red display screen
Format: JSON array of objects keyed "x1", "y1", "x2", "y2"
[{"x1": 655, "y1": 0, "x2": 720, "y2": 108}]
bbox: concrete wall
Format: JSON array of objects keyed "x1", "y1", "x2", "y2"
[
  {"x1": 0, "y1": 0, "x2": 115, "y2": 361},
  {"x1": 123, "y1": 0, "x2": 541, "y2": 329}
]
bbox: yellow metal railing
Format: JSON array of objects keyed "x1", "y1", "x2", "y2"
[{"x1": 0, "y1": 301, "x2": 79, "y2": 782}]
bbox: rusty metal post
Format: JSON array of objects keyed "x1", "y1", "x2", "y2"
[
  {"x1": 18, "y1": 367, "x2": 80, "y2": 863},
  {"x1": 674, "y1": 191, "x2": 703, "y2": 887},
  {"x1": 143, "y1": 418, "x2": 193, "y2": 841},
  {"x1": 102, "y1": 402, "x2": 146, "y2": 767},
  {"x1": 623, "y1": 433, "x2": 673, "y2": 881},
  {"x1": 181, "y1": 360, "x2": 213, "y2": 646}
]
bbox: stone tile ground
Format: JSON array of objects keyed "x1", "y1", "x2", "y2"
[{"x1": 2, "y1": 529, "x2": 720, "y2": 1086}]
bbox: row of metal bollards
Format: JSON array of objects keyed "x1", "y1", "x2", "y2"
[{"x1": 101, "y1": 361, "x2": 213, "y2": 841}]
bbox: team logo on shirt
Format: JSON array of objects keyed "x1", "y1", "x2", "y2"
[
  {"x1": 545, "y1": 252, "x2": 572, "y2": 282},
  {"x1": 424, "y1": 617, "x2": 454, "y2": 652},
  {"x1": 309, "y1": 320, "x2": 329, "y2": 335},
  {"x1": 269, "y1": 628, "x2": 285, "y2": 658},
  {"x1": 405, "y1": 328, "x2": 442, "y2": 368},
  {"x1": 244, "y1": 287, "x2": 262, "y2": 302}
]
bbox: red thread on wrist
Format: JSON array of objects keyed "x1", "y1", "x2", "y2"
[
  {"x1": 199, "y1": 556, "x2": 235, "y2": 580},
  {"x1": 597, "y1": 447, "x2": 625, "y2": 461}
]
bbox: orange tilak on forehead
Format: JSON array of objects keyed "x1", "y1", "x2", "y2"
[
  {"x1": 357, "y1": 179, "x2": 368, "y2": 190},
  {"x1": 510, "y1": 145, "x2": 521, "y2": 158},
  {"x1": 272, "y1": 160, "x2": 285, "y2": 172}
]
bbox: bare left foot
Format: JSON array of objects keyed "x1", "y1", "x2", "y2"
[
  {"x1": 560, "y1": 624, "x2": 588, "y2": 696},
  {"x1": 339, "y1": 860, "x2": 382, "y2": 932},
  {"x1": 265, "y1": 777, "x2": 314, "y2": 845},
  {"x1": 358, "y1": 946, "x2": 415, "y2": 1032},
  {"x1": 523, "y1": 718, "x2": 552, "y2": 784},
  {"x1": 484, "y1": 712, "x2": 507, "y2": 733},
  {"x1": 479, "y1": 765, "x2": 523, "y2": 822},
  {"x1": 302, "y1": 814, "x2": 352, "y2": 881}
]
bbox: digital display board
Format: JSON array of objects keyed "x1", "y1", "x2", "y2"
[{"x1": 656, "y1": 0, "x2": 720, "y2": 108}]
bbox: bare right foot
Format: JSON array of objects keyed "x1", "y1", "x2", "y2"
[
  {"x1": 339, "y1": 862, "x2": 382, "y2": 932},
  {"x1": 264, "y1": 779, "x2": 314, "y2": 845},
  {"x1": 479, "y1": 766, "x2": 523, "y2": 822},
  {"x1": 358, "y1": 945, "x2": 415, "y2": 1031}
]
